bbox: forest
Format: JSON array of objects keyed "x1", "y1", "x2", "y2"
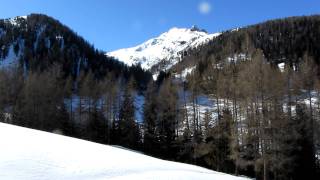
[{"x1": 1, "y1": 14, "x2": 320, "y2": 180}]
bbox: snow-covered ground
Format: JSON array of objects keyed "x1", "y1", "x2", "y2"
[
  {"x1": 0, "y1": 123, "x2": 248, "y2": 180},
  {"x1": 174, "y1": 65, "x2": 196, "y2": 81},
  {"x1": 134, "y1": 94, "x2": 145, "y2": 123},
  {"x1": 63, "y1": 92, "x2": 145, "y2": 124},
  {"x1": 278, "y1": 62, "x2": 285, "y2": 72}
]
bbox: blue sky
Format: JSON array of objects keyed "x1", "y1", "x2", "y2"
[{"x1": 0, "y1": 0, "x2": 319, "y2": 51}]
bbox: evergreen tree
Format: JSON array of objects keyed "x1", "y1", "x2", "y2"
[
  {"x1": 87, "y1": 107, "x2": 107, "y2": 143},
  {"x1": 157, "y1": 78, "x2": 178, "y2": 158},
  {"x1": 117, "y1": 86, "x2": 140, "y2": 150},
  {"x1": 143, "y1": 82, "x2": 159, "y2": 154}
]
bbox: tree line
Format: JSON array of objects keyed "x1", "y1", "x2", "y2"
[
  {"x1": 173, "y1": 15, "x2": 320, "y2": 74},
  {"x1": 1, "y1": 49, "x2": 319, "y2": 179},
  {"x1": 173, "y1": 49, "x2": 320, "y2": 179}
]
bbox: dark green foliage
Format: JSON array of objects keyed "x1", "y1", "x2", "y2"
[
  {"x1": 143, "y1": 82, "x2": 159, "y2": 154},
  {"x1": 56, "y1": 102, "x2": 74, "y2": 136},
  {"x1": 279, "y1": 105, "x2": 316, "y2": 180},
  {"x1": 156, "y1": 78, "x2": 179, "y2": 158},
  {"x1": 142, "y1": 78, "x2": 179, "y2": 159},
  {"x1": 87, "y1": 108, "x2": 108, "y2": 144},
  {"x1": 117, "y1": 87, "x2": 141, "y2": 150},
  {"x1": 194, "y1": 110, "x2": 234, "y2": 172}
]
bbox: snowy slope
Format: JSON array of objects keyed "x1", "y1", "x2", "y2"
[
  {"x1": 107, "y1": 27, "x2": 220, "y2": 76},
  {"x1": 0, "y1": 123, "x2": 248, "y2": 180},
  {"x1": 0, "y1": 44, "x2": 21, "y2": 68}
]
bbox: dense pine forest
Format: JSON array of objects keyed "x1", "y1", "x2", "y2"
[{"x1": 1, "y1": 14, "x2": 320, "y2": 180}]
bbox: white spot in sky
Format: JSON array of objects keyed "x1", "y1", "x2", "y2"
[{"x1": 198, "y1": 1, "x2": 211, "y2": 15}]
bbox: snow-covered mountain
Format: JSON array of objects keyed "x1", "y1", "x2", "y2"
[
  {"x1": 0, "y1": 123, "x2": 248, "y2": 180},
  {"x1": 107, "y1": 26, "x2": 220, "y2": 77}
]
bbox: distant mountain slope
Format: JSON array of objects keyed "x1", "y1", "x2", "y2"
[
  {"x1": 107, "y1": 26, "x2": 220, "y2": 78},
  {"x1": 0, "y1": 123, "x2": 248, "y2": 180},
  {"x1": 172, "y1": 15, "x2": 320, "y2": 77},
  {"x1": 0, "y1": 14, "x2": 151, "y2": 85}
]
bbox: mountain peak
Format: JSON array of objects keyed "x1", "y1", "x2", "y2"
[
  {"x1": 5, "y1": 15, "x2": 27, "y2": 26},
  {"x1": 190, "y1": 25, "x2": 207, "y2": 33},
  {"x1": 107, "y1": 27, "x2": 221, "y2": 79}
]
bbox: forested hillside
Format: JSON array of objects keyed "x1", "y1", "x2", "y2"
[
  {"x1": 173, "y1": 15, "x2": 320, "y2": 73},
  {"x1": 162, "y1": 15, "x2": 320, "y2": 179},
  {"x1": 0, "y1": 14, "x2": 151, "y2": 85},
  {"x1": 0, "y1": 14, "x2": 152, "y2": 151}
]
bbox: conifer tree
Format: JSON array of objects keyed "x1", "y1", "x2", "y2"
[
  {"x1": 118, "y1": 84, "x2": 140, "y2": 150},
  {"x1": 157, "y1": 78, "x2": 178, "y2": 158},
  {"x1": 143, "y1": 81, "x2": 159, "y2": 154}
]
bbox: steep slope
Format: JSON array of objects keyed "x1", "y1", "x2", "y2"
[
  {"x1": 0, "y1": 16, "x2": 27, "y2": 68},
  {"x1": 0, "y1": 123, "x2": 248, "y2": 180},
  {"x1": 107, "y1": 26, "x2": 220, "y2": 78},
  {"x1": 173, "y1": 15, "x2": 320, "y2": 78},
  {"x1": 0, "y1": 14, "x2": 151, "y2": 85}
]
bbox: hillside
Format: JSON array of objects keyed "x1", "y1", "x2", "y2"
[
  {"x1": 172, "y1": 15, "x2": 320, "y2": 76},
  {"x1": 0, "y1": 14, "x2": 151, "y2": 85},
  {"x1": 0, "y1": 122, "x2": 248, "y2": 180}
]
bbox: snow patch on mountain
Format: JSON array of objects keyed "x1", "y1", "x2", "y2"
[
  {"x1": 55, "y1": 35, "x2": 65, "y2": 50},
  {"x1": 278, "y1": 62, "x2": 285, "y2": 72},
  {"x1": 0, "y1": 35, "x2": 25, "y2": 68},
  {"x1": 0, "y1": 45, "x2": 20, "y2": 69},
  {"x1": 226, "y1": 53, "x2": 248, "y2": 63},
  {"x1": 107, "y1": 27, "x2": 220, "y2": 76},
  {"x1": 0, "y1": 28, "x2": 4, "y2": 38},
  {"x1": 34, "y1": 25, "x2": 47, "y2": 50},
  {"x1": 175, "y1": 65, "x2": 196, "y2": 81},
  {"x1": 134, "y1": 94, "x2": 145, "y2": 123},
  {"x1": 6, "y1": 16, "x2": 27, "y2": 27}
]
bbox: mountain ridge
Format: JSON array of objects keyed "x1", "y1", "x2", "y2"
[
  {"x1": 0, "y1": 14, "x2": 152, "y2": 88},
  {"x1": 107, "y1": 26, "x2": 220, "y2": 78}
]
